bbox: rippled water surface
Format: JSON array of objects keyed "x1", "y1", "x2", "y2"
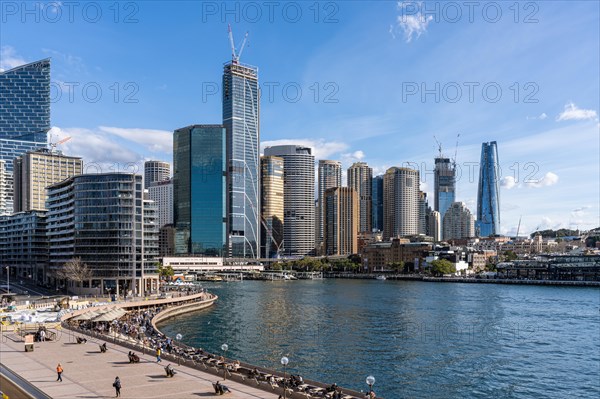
[{"x1": 158, "y1": 280, "x2": 600, "y2": 398}]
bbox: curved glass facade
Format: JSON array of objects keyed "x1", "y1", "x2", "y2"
[{"x1": 476, "y1": 141, "x2": 500, "y2": 236}]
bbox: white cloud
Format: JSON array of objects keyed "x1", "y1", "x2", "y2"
[
  {"x1": 556, "y1": 102, "x2": 598, "y2": 121},
  {"x1": 392, "y1": 2, "x2": 433, "y2": 43},
  {"x1": 500, "y1": 176, "x2": 517, "y2": 189},
  {"x1": 526, "y1": 112, "x2": 547, "y2": 120},
  {"x1": 525, "y1": 172, "x2": 559, "y2": 188},
  {"x1": 571, "y1": 206, "x2": 590, "y2": 219},
  {"x1": 0, "y1": 46, "x2": 26, "y2": 72},
  {"x1": 261, "y1": 138, "x2": 348, "y2": 160},
  {"x1": 42, "y1": 48, "x2": 86, "y2": 73},
  {"x1": 99, "y1": 126, "x2": 172, "y2": 153}
]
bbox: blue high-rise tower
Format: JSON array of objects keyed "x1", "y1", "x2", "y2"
[{"x1": 476, "y1": 141, "x2": 500, "y2": 236}]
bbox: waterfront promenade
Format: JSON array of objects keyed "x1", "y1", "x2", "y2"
[{"x1": 1, "y1": 329, "x2": 279, "y2": 398}]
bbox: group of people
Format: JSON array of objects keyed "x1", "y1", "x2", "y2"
[{"x1": 128, "y1": 351, "x2": 140, "y2": 363}]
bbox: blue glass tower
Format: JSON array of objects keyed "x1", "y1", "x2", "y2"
[
  {"x1": 173, "y1": 125, "x2": 227, "y2": 256},
  {"x1": 434, "y1": 157, "x2": 456, "y2": 221},
  {"x1": 0, "y1": 59, "x2": 50, "y2": 142},
  {"x1": 371, "y1": 175, "x2": 384, "y2": 232},
  {"x1": 476, "y1": 141, "x2": 500, "y2": 236},
  {"x1": 223, "y1": 61, "x2": 260, "y2": 259}
]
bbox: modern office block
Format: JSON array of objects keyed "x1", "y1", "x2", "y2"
[
  {"x1": 13, "y1": 148, "x2": 82, "y2": 212},
  {"x1": 0, "y1": 160, "x2": 10, "y2": 216},
  {"x1": 443, "y1": 201, "x2": 475, "y2": 240},
  {"x1": 147, "y1": 179, "x2": 173, "y2": 228},
  {"x1": 372, "y1": 175, "x2": 384, "y2": 232},
  {"x1": 429, "y1": 210, "x2": 441, "y2": 242},
  {"x1": 317, "y1": 160, "x2": 342, "y2": 249},
  {"x1": 434, "y1": 157, "x2": 456, "y2": 221},
  {"x1": 476, "y1": 141, "x2": 500, "y2": 236},
  {"x1": 144, "y1": 160, "x2": 170, "y2": 189},
  {"x1": 347, "y1": 162, "x2": 372, "y2": 233},
  {"x1": 260, "y1": 156, "x2": 284, "y2": 258},
  {"x1": 264, "y1": 145, "x2": 315, "y2": 257},
  {"x1": 173, "y1": 125, "x2": 227, "y2": 257},
  {"x1": 223, "y1": 61, "x2": 260, "y2": 259},
  {"x1": 383, "y1": 167, "x2": 420, "y2": 240},
  {"x1": 324, "y1": 187, "x2": 358, "y2": 256}
]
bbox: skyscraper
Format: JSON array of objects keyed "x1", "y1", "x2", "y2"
[
  {"x1": 434, "y1": 157, "x2": 456, "y2": 221},
  {"x1": 0, "y1": 160, "x2": 9, "y2": 216},
  {"x1": 428, "y1": 210, "x2": 441, "y2": 242},
  {"x1": 13, "y1": 148, "x2": 82, "y2": 212},
  {"x1": 264, "y1": 145, "x2": 315, "y2": 257},
  {"x1": 418, "y1": 191, "x2": 429, "y2": 235},
  {"x1": 347, "y1": 162, "x2": 372, "y2": 233},
  {"x1": 173, "y1": 125, "x2": 227, "y2": 257},
  {"x1": 443, "y1": 202, "x2": 475, "y2": 240},
  {"x1": 372, "y1": 175, "x2": 384, "y2": 232},
  {"x1": 260, "y1": 155, "x2": 284, "y2": 258},
  {"x1": 317, "y1": 160, "x2": 342, "y2": 249},
  {"x1": 0, "y1": 59, "x2": 51, "y2": 142},
  {"x1": 223, "y1": 61, "x2": 260, "y2": 259},
  {"x1": 383, "y1": 167, "x2": 419, "y2": 240},
  {"x1": 476, "y1": 141, "x2": 500, "y2": 237},
  {"x1": 147, "y1": 179, "x2": 173, "y2": 228},
  {"x1": 324, "y1": 187, "x2": 358, "y2": 256},
  {"x1": 144, "y1": 160, "x2": 170, "y2": 189}
]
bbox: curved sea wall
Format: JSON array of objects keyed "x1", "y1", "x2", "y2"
[{"x1": 151, "y1": 295, "x2": 217, "y2": 330}]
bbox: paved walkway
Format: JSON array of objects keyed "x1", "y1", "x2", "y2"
[{"x1": 0, "y1": 330, "x2": 278, "y2": 398}]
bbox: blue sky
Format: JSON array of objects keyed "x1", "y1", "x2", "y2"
[{"x1": 1, "y1": 1, "x2": 598, "y2": 235}]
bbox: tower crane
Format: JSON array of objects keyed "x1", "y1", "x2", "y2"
[
  {"x1": 452, "y1": 133, "x2": 460, "y2": 168},
  {"x1": 228, "y1": 24, "x2": 249, "y2": 64},
  {"x1": 433, "y1": 136, "x2": 442, "y2": 158},
  {"x1": 49, "y1": 136, "x2": 71, "y2": 153}
]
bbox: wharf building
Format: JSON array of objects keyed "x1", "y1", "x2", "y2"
[
  {"x1": 264, "y1": 145, "x2": 315, "y2": 257},
  {"x1": 260, "y1": 155, "x2": 284, "y2": 258},
  {"x1": 46, "y1": 173, "x2": 159, "y2": 295},
  {"x1": 383, "y1": 167, "x2": 420, "y2": 240},
  {"x1": 173, "y1": 125, "x2": 227, "y2": 257},
  {"x1": 347, "y1": 162, "x2": 372, "y2": 234},
  {"x1": 476, "y1": 141, "x2": 500, "y2": 236},
  {"x1": 361, "y1": 238, "x2": 433, "y2": 273},
  {"x1": 13, "y1": 148, "x2": 82, "y2": 212},
  {"x1": 144, "y1": 160, "x2": 171, "y2": 189},
  {"x1": 223, "y1": 61, "x2": 260, "y2": 259},
  {"x1": 324, "y1": 187, "x2": 359, "y2": 256},
  {"x1": 317, "y1": 160, "x2": 342, "y2": 253}
]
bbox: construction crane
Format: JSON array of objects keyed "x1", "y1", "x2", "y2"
[
  {"x1": 49, "y1": 136, "x2": 71, "y2": 153},
  {"x1": 433, "y1": 136, "x2": 442, "y2": 158},
  {"x1": 516, "y1": 215, "x2": 522, "y2": 238},
  {"x1": 452, "y1": 133, "x2": 460, "y2": 168},
  {"x1": 228, "y1": 24, "x2": 249, "y2": 64}
]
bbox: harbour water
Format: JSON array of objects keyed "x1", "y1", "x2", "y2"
[{"x1": 158, "y1": 280, "x2": 600, "y2": 398}]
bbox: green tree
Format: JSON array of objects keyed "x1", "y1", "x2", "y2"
[
  {"x1": 157, "y1": 263, "x2": 174, "y2": 280},
  {"x1": 387, "y1": 261, "x2": 405, "y2": 273},
  {"x1": 503, "y1": 250, "x2": 518, "y2": 261},
  {"x1": 431, "y1": 259, "x2": 456, "y2": 276}
]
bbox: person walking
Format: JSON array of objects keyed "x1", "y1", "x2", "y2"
[
  {"x1": 56, "y1": 363, "x2": 63, "y2": 382},
  {"x1": 113, "y1": 376, "x2": 121, "y2": 397},
  {"x1": 156, "y1": 347, "x2": 162, "y2": 362}
]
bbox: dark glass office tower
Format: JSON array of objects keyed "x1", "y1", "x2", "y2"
[
  {"x1": 223, "y1": 62, "x2": 260, "y2": 259},
  {"x1": 372, "y1": 175, "x2": 384, "y2": 232},
  {"x1": 173, "y1": 125, "x2": 227, "y2": 256},
  {"x1": 434, "y1": 157, "x2": 456, "y2": 221},
  {"x1": 0, "y1": 59, "x2": 50, "y2": 142},
  {"x1": 476, "y1": 141, "x2": 500, "y2": 236}
]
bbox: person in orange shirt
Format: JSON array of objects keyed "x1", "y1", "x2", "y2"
[{"x1": 56, "y1": 363, "x2": 63, "y2": 382}]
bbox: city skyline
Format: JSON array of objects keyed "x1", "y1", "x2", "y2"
[{"x1": 2, "y1": 1, "x2": 598, "y2": 235}]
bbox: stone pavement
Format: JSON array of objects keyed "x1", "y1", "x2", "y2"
[{"x1": 0, "y1": 330, "x2": 278, "y2": 398}]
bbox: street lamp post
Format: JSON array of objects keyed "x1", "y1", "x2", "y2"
[
  {"x1": 140, "y1": 326, "x2": 146, "y2": 355},
  {"x1": 221, "y1": 343, "x2": 228, "y2": 380},
  {"x1": 175, "y1": 334, "x2": 183, "y2": 365},
  {"x1": 281, "y1": 356, "x2": 289, "y2": 399},
  {"x1": 366, "y1": 375, "x2": 375, "y2": 398},
  {"x1": 5, "y1": 266, "x2": 9, "y2": 294}
]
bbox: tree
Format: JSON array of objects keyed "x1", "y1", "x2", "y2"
[
  {"x1": 503, "y1": 250, "x2": 518, "y2": 261},
  {"x1": 55, "y1": 258, "x2": 93, "y2": 295},
  {"x1": 157, "y1": 263, "x2": 174, "y2": 280},
  {"x1": 387, "y1": 261, "x2": 405, "y2": 273},
  {"x1": 430, "y1": 259, "x2": 456, "y2": 276}
]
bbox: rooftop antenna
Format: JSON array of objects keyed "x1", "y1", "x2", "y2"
[{"x1": 228, "y1": 24, "x2": 249, "y2": 64}]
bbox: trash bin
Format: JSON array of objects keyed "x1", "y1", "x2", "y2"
[{"x1": 24, "y1": 334, "x2": 34, "y2": 352}]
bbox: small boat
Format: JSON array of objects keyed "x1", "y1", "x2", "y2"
[{"x1": 375, "y1": 275, "x2": 387, "y2": 280}]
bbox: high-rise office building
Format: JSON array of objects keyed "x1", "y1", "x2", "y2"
[
  {"x1": 429, "y1": 210, "x2": 441, "y2": 242},
  {"x1": 144, "y1": 160, "x2": 170, "y2": 189},
  {"x1": 347, "y1": 162, "x2": 372, "y2": 233},
  {"x1": 0, "y1": 59, "x2": 50, "y2": 142},
  {"x1": 260, "y1": 156, "x2": 284, "y2": 258},
  {"x1": 317, "y1": 160, "x2": 342, "y2": 249},
  {"x1": 147, "y1": 179, "x2": 173, "y2": 228},
  {"x1": 223, "y1": 61, "x2": 260, "y2": 259},
  {"x1": 476, "y1": 141, "x2": 500, "y2": 237},
  {"x1": 173, "y1": 125, "x2": 227, "y2": 257},
  {"x1": 46, "y1": 173, "x2": 158, "y2": 295},
  {"x1": 372, "y1": 175, "x2": 384, "y2": 232},
  {"x1": 443, "y1": 202, "x2": 475, "y2": 240},
  {"x1": 264, "y1": 145, "x2": 315, "y2": 257},
  {"x1": 434, "y1": 157, "x2": 456, "y2": 221},
  {"x1": 383, "y1": 167, "x2": 420, "y2": 240},
  {"x1": 418, "y1": 191, "x2": 429, "y2": 235},
  {"x1": 0, "y1": 160, "x2": 9, "y2": 216},
  {"x1": 13, "y1": 148, "x2": 82, "y2": 212},
  {"x1": 324, "y1": 187, "x2": 358, "y2": 256}
]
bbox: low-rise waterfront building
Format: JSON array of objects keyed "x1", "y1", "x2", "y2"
[
  {"x1": 162, "y1": 256, "x2": 264, "y2": 273},
  {"x1": 497, "y1": 255, "x2": 600, "y2": 281},
  {"x1": 361, "y1": 238, "x2": 432, "y2": 272}
]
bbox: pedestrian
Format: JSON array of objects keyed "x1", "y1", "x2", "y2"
[
  {"x1": 56, "y1": 363, "x2": 63, "y2": 382},
  {"x1": 113, "y1": 376, "x2": 121, "y2": 397},
  {"x1": 156, "y1": 347, "x2": 162, "y2": 362},
  {"x1": 39, "y1": 329, "x2": 46, "y2": 342}
]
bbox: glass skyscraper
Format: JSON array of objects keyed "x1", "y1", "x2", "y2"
[
  {"x1": 223, "y1": 61, "x2": 260, "y2": 259},
  {"x1": 173, "y1": 125, "x2": 227, "y2": 257},
  {"x1": 372, "y1": 175, "x2": 384, "y2": 232},
  {"x1": 0, "y1": 59, "x2": 50, "y2": 142},
  {"x1": 476, "y1": 141, "x2": 500, "y2": 236},
  {"x1": 434, "y1": 157, "x2": 456, "y2": 221}
]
